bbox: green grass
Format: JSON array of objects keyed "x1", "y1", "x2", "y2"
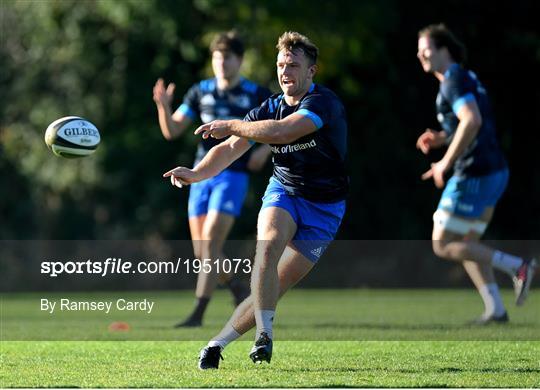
[
  {"x1": 1, "y1": 289, "x2": 540, "y2": 387},
  {"x1": 2, "y1": 341, "x2": 540, "y2": 387}
]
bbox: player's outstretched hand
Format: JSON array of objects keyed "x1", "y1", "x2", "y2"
[
  {"x1": 153, "y1": 78, "x2": 175, "y2": 107},
  {"x1": 194, "y1": 120, "x2": 234, "y2": 139},
  {"x1": 416, "y1": 129, "x2": 447, "y2": 154},
  {"x1": 421, "y1": 159, "x2": 449, "y2": 189},
  {"x1": 163, "y1": 167, "x2": 200, "y2": 188}
]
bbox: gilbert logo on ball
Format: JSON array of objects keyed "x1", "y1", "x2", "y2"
[{"x1": 45, "y1": 116, "x2": 100, "y2": 158}]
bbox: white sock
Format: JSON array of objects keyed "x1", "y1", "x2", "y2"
[
  {"x1": 491, "y1": 250, "x2": 523, "y2": 277},
  {"x1": 254, "y1": 309, "x2": 275, "y2": 339},
  {"x1": 207, "y1": 323, "x2": 242, "y2": 350},
  {"x1": 478, "y1": 283, "x2": 506, "y2": 317}
]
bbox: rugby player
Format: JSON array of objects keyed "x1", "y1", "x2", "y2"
[
  {"x1": 164, "y1": 31, "x2": 349, "y2": 368},
  {"x1": 416, "y1": 24, "x2": 537, "y2": 324},
  {"x1": 154, "y1": 31, "x2": 272, "y2": 327}
]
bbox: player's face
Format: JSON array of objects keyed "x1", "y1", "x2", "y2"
[
  {"x1": 212, "y1": 50, "x2": 242, "y2": 81},
  {"x1": 417, "y1": 36, "x2": 443, "y2": 73},
  {"x1": 276, "y1": 49, "x2": 315, "y2": 99}
]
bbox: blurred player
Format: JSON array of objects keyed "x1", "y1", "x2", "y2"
[
  {"x1": 416, "y1": 24, "x2": 537, "y2": 324},
  {"x1": 153, "y1": 31, "x2": 272, "y2": 327},
  {"x1": 164, "y1": 31, "x2": 349, "y2": 368}
]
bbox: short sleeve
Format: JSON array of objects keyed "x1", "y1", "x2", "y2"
[
  {"x1": 176, "y1": 83, "x2": 200, "y2": 120},
  {"x1": 296, "y1": 93, "x2": 330, "y2": 130},
  {"x1": 441, "y1": 71, "x2": 477, "y2": 115}
]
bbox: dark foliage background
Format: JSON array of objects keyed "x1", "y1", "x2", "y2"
[{"x1": 1, "y1": 0, "x2": 538, "y2": 288}]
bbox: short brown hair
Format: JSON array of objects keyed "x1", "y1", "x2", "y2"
[
  {"x1": 210, "y1": 31, "x2": 244, "y2": 57},
  {"x1": 276, "y1": 31, "x2": 319, "y2": 65},
  {"x1": 419, "y1": 24, "x2": 467, "y2": 64}
]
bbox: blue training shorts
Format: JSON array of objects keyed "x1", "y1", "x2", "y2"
[
  {"x1": 188, "y1": 169, "x2": 249, "y2": 218},
  {"x1": 437, "y1": 168, "x2": 509, "y2": 218},
  {"x1": 260, "y1": 177, "x2": 346, "y2": 263}
]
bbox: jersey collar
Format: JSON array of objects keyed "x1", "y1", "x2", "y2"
[{"x1": 443, "y1": 63, "x2": 460, "y2": 79}]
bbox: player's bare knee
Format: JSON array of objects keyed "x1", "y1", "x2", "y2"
[
  {"x1": 432, "y1": 210, "x2": 488, "y2": 260},
  {"x1": 432, "y1": 237, "x2": 475, "y2": 261},
  {"x1": 432, "y1": 239, "x2": 453, "y2": 260}
]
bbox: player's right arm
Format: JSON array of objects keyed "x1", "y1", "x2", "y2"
[
  {"x1": 163, "y1": 136, "x2": 252, "y2": 186},
  {"x1": 153, "y1": 78, "x2": 192, "y2": 140}
]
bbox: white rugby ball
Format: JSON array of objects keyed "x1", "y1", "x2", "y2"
[{"x1": 44, "y1": 116, "x2": 100, "y2": 158}]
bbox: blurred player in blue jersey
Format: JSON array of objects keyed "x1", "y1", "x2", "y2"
[
  {"x1": 164, "y1": 31, "x2": 349, "y2": 368},
  {"x1": 416, "y1": 24, "x2": 536, "y2": 324},
  {"x1": 153, "y1": 31, "x2": 272, "y2": 327}
]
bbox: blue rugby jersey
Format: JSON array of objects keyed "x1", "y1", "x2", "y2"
[
  {"x1": 437, "y1": 64, "x2": 507, "y2": 177},
  {"x1": 177, "y1": 77, "x2": 271, "y2": 171},
  {"x1": 245, "y1": 83, "x2": 349, "y2": 202}
]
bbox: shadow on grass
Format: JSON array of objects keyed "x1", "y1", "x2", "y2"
[
  {"x1": 279, "y1": 366, "x2": 540, "y2": 374},
  {"x1": 295, "y1": 322, "x2": 534, "y2": 331}
]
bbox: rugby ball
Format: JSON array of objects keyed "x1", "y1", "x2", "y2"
[{"x1": 44, "y1": 116, "x2": 100, "y2": 158}]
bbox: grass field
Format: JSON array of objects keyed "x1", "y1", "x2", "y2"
[{"x1": 1, "y1": 289, "x2": 539, "y2": 387}]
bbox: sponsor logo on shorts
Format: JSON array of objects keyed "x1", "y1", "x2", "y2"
[{"x1": 310, "y1": 247, "x2": 323, "y2": 258}]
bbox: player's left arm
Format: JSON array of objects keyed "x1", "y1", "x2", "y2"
[
  {"x1": 422, "y1": 99, "x2": 482, "y2": 188},
  {"x1": 441, "y1": 99, "x2": 482, "y2": 167},
  {"x1": 163, "y1": 136, "x2": 252, "y2": 187},
  {"x1": 194, "y1": 113, "x2": 317, "y2": 145}
]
